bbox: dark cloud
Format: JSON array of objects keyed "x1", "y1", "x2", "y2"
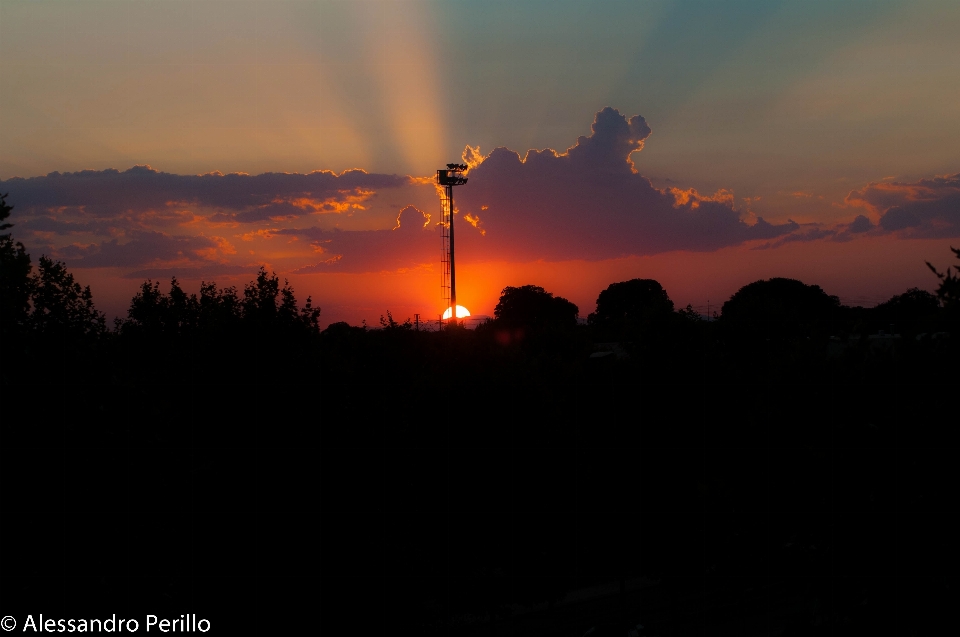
[
  {"x1": 847, "y1": 214, "x2": 874, "y2": 234},
  {"x1": 752, "y1": 225, "x2": 836, "y2": 250},
  {"x1": 0, "y1": 164, "x2": 418, "y2": 271},
  {"x1": 386, "y1": 107, "x2": 794, "y2": 265},
  {"x1": 879, "y1": 206, "x2": 922, "y2": 231},
  {"x1": 293, "y1": 108, "x2": 797, "y2": 272},
  {"x1": 21, "y1": 214, "x2": 120, "y2": 237},
  {"x1": 0, "y1": 165, "x2": 409, "y2": 221},
  {"x1": 565, "y1": 107, "x2": 652, "y2": 173},
  {"x1": 829, "y1": 214, "x2": 877, "y2": 243},
  {"x1": 57, "y1": 230, "x2": 225, "y2": 269},
  {"x1": 286, "y1": 206, "x2": 436, "y2": 273},
  {"x1": 56, "y1": 243, "x2": 100, "y2": 260},
  {"x1": 845, "y1": 174, "x2": 960, "y2": 238}
]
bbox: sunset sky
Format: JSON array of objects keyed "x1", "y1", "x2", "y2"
[{"x1": 2, "y1": 0, "x2": 959, "y2": 325}]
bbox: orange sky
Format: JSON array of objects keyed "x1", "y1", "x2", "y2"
[{"x1": 63, "y1": 232, "x2": 951, "y2": 327}]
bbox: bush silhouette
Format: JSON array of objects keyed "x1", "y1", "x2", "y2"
[
  {"x1": 588, "y1": 278, "x2": 674, "y2": 341},
  {"x1": 0, "y1": 193, "x2": 32, "y2": 344},
  {"x1": 719, "y1": 278, "x2": 841, "y2": 348},
  {"x1": 493, "y1": 284, "x2": 578, "y2": 330},
  {"x1": 29, "y1": 256, "x2": 106, "y2": 340},
  {"x1": 872, "y1": 287, "x2": 940, "y2": 337},
  {"x1": 927, "y1": 246, "x2": 960, "y2": 332}
]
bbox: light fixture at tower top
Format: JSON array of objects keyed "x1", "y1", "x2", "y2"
[{"x1": 438, "y1": 164, "x2": 468, "y2": 186}]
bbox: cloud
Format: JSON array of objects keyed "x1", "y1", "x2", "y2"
[
  {"x1": 210, "y1": 189, "x2": 378, "y2": 224},
  {"x1": 284, "y1": 206, "x2": 437, "y2": 273},
  {"x1": 847, "y1": 214, "x2": 874, "y2": 234},
  {"x1": 270, "y1": 108, "x2": 799, "y2": 273},
  {"x1": 0, "y1": 164, "x2": 429, "y2": 272},
  {"x1": 879, "y1": 206, "x2": 922, "y2": 231},
  {"x1": 1, "y1": 165, "x2": 410, "y2": 222},
  {"x1": 844, "y1": 174, "x2": 960, "y2": 238},
  {"x1": 7, "y1": 107, "x2": 893, "y2": 276},
  {"x1": 752, "y1": 225, "x2": 837, "y2": 250},
  {"x1": 54, "y1": 230, "x2": 228, "y2": 269},
  {"x1": 419, "y1": 107, "x2": 796, "y2": 263},
  {"x1": 828, "y1": 213, "x2": 877, "y2": 243}
]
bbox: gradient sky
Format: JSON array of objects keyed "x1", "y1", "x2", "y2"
[{"x1": 2, "y1": 0, "x2": 959, "y2": 325}]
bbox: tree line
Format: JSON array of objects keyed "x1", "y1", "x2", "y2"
[{"x1": 2, "y1": 190, "x2": 958, "y2": 387}]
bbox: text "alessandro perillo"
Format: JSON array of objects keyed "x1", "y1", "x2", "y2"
[{"x1": 19, "y1": 615, "x2": 210, "y2": 633}]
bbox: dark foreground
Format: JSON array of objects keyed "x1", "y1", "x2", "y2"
[
  {"x1": 3, "y1": 317, "x2": 956, "y2": 636},
  {"x1": 3, "y1": 209, "x2": 958, "y2": 634}
]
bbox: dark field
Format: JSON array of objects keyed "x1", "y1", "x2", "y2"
[{"x1": 3, "y1": 223, "x2": 958, "y2": 634}]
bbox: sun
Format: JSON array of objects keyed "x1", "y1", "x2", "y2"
[{"x1": 442, "y1": 305, "x2": 471, "y2": 320}]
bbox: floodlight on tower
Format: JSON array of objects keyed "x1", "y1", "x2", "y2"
[{"x1": 437, "y1": 163, "x2": 469, "y2": 328}]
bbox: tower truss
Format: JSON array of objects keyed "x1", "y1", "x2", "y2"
[{"x1": 437, "y1": 164, "x2": 468, "y2": 327}]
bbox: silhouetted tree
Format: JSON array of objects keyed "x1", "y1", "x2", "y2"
[
  {"x1": 872, "y1": 287, "x2": 940, "y2": 336},
  {"x1": 198, "y1": 281, "x2": 242, "y2": 332},
  {"x1": 720, "y1": 278, "x2": 840, "y2": 347},
  {"x1": 166, "y1": 276, "x2": 199, "y2": 334},
  {"x1": 243, "y1": 267, "x2": 281, "y2": 323},
  {"x1": 927, "y1": 247, "x2": 960, "y2": 331},
  {"x1": 677, "y1": 303, "x2": 701, "y2": 322},
  {"x1": 125, "y1": 277, "x2": 207, "y2": 337},
  {"x1": 588, "y1": 278, "x2": 674, "y2": 340},
  {"x1": 241, "y1": 266, "x2": 320, "y2": 333},
  {"x1": 0, "y1": 193, "x2": 32, "y2": 345},
  {"x1": 493, "y1": 284, "x2": 578, "y2": 330},
  {"x1": 29, "y1": 256, "x2": 106, "y2": 339},
  {"x1": 298, "y1": 294, "x2": 322, "y2": 332},
  {"x1": 126, "y1": 280, "x2": 168, "y2": 335},
  {"x1": 379, "y1": 310, "x2": 413, "y2": 331},
  {"x1": 322, "y1": 321, "x2": 363, "y2": 337}
]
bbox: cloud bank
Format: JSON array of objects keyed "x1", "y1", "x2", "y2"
[
  {"x1": 1, "y1": 165, "x2": 424, "y2": 273},
  {"x1": 844, "y1": 174, "x2": 960, "y2": 238},
  {"x1": 4, "y1": 107, "x2": 952, "y2": 277},
  {"x1": 3, "y1": 166, "x2": 409, "y2": 220}
]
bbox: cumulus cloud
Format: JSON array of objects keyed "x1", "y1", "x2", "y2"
[
  {"x1": 265, "y1": 108, "x2": 799, "y2": 273},
  {"x1": 424, "y1": 107, "x2": 796, "y2": 262},
  {"x1": 844, "y1": 174, "x2": 960, "y2": 238},
  {"x1": 827, "y1": 214, "x2": 877, "y2": 243},
  {"x1": 847, "y1": 214, "x2": 874, "y2": 234},
  {"x1": 879, "y1": 206, "x2": 922, "y2": 231}
]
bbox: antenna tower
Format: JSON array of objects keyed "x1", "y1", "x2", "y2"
[{"x1": 437, "y1": 163, "x2": 468, "y2": 327}]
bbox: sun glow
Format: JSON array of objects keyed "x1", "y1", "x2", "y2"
[{"x1": 442, "y1": 305, "x2": 471, "y2": 320}]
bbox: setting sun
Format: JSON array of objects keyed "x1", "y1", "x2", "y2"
[{"x1": 442, "y1": 305, "x2": 471, "y2": 320}]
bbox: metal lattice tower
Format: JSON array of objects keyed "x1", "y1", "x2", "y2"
[
  {"x1": 437, "y1": 164, "x2": 468, "y2": 326},
  {"x1": 440, "y1": 188, "x2": 451, "y2": 311}
]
